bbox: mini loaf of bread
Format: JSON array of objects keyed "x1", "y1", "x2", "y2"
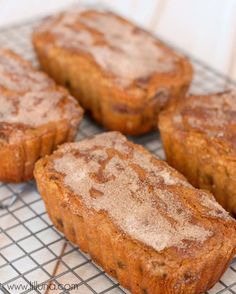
[
  {"x1": 32, "y1": 9, "x2": 192, "y2": 135},
  {"x1": 34, "y1": 131, "x2": 236, "y2": 294},
  {"x1": 159, "y1": 90, "x2": 236, "y2": 215},
  {"x1": 0, "y1": 48, "x2": 83, "y2": 182}
]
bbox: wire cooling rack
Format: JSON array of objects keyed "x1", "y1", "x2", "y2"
[{"x1": 0, "y1": 14, "x2": 236, "y2": 294}]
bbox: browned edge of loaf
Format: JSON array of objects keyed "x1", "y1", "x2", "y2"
[
  {"x1": 0, "y1": 120, "x2": 79, "y2": 183},
  {"x1": 34, "y1": 139, "x2": 236, "y2": 294},
  {"x1": 158, "y1": 97, "x2": 236, "y2": 215},
  {"x1": 32, "y1": 11, "x2": 193, "y2": 135}
]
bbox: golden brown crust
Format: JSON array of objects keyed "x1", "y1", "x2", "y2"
[
  {"x1": 0, "y1": 48, "x2": 83, "y2": 182},
  {"x1": 159, "y1": 91, "x2": 236, "y2": 214},
  {"x1": 32, "y1": 9, "x2": 192, "y2": 135},
  {"x1": 34, "y1": 132, "x2": 236, "y2": 294}
]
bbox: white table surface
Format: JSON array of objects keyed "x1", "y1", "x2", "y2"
[{"x1": 0, "y1": 0, "x2": 236, "y2": 81}]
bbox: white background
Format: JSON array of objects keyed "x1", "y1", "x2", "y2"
[{"x1": 0, "y1": 0, "x2": 236, "y2": 81}]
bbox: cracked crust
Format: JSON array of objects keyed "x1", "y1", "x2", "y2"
[
  {"x1": 0, "y1": 48, "x2": 83, "y2": 182},
  {"x1": 159, "y1": 91, "x2": 236, "y2": 214},
  {"x1": 32, "y1": 9, "x2": 192, "y2": 135},
  {"x1": 34, "y1": 132, "x2": 236, "y2": 294}
]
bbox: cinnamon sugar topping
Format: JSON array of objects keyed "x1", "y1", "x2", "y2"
[
  {"x1": 0, "y1": 90, "x2": 79, "y2": 128},
  {"x1": 174, "y1": 91, "x2": 236, "y2": 134},
  {"x1": 0, "y1": 49, "x2": 81, "y2": 139},
  {"x1": 52, "y1": 132, "x2": 222, "y2": 251},
  {"x1": 200, "y1": 192, "x2": 231, "y2": 219},
  {"x1": 36, "y1": 10, "x2": 177, "y2": 87},
  {"x1": 0, "y1": 49, "x2": 53, "y2": 92}
]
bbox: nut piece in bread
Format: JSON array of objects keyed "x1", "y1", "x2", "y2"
[
  {"x1": 34, "y1": 131, "x2": 236, "y2": 294},
  {"x1": 0, "y1": 48, "x2": 83, "y2": 182},
  {"x1": 159, "y1": 90, "x2": 236, "y2": 215},
  {"x1": 32, "y1": 9, "x2": 192, "y2": 135}
]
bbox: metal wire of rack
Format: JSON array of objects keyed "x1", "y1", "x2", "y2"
[{"x1": 0, "y1": 14, "x2": 236, "y2": 294}]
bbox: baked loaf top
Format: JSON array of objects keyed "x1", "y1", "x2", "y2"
[
  {"x1": 0, "y1": 48, "x2": 54, "y2": 93},
  {"x1": 34, "y1": 8, "x2": 191, "y2": 89},
  {"x1": 0, "y1": 88, "x2": 82, "y2": 143},
  {"x1": 164, "y1": 90, "x2": 236, "y2": 154},
  {"x1": 43, "y1": 131, "x2": 236, "y2": 254},
  {"x1": 0, "y1": 49, "x2": 83, "y2": 143}
]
